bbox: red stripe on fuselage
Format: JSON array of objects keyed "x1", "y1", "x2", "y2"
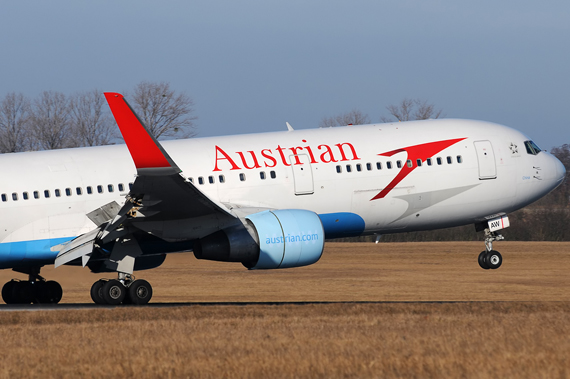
[{"x1": 370, "y1": 138, "x2": 466, "y2": 201}]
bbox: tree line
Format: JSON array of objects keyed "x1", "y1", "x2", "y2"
[{"x1": 0, "y1": 81, "x2": 196, "y2": 153}]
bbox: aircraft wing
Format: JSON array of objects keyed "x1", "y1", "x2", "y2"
[
  {"x1": 55, "y1": 93, "x2": 237, "y2": 270},
  {"x1": 104, "y1": 92, "x2": 234, "y2": 222}
]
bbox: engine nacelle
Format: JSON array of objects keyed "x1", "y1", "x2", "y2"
[{"x1": 194, "y1": 209, "x2": 325, "y2": 269}]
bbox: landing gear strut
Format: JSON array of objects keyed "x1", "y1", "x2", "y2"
[
  {"x1": 90, "y1": 273, "x2": 152, "y2": 305},
  {"x1": 1, "y1": 267, "x2": 62, "y2": 304},
  {"x1": 478, "y1": 229, "x2": 504, "y2": 270}
]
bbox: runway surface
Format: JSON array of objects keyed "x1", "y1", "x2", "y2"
[{"x1": 2, "y1": 241, "x2": 569, "y2": 305}]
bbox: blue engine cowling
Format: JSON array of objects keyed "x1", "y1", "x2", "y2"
[
  {"x1": 245, "y1": 209, "x2": 325, "y2": 269},
  {"x1": 194, "y1": 209, "x2": 325, "y2": 269}
]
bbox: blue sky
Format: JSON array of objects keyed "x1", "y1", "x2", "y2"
[{"x1": 1, "y1": 1, "x2": 568, "y2": 149}]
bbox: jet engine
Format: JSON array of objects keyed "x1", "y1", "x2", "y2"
[{"x1": 194, "y1": 209, "x2": 325, "y2": 269}]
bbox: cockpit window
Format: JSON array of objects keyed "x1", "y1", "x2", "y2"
[{"x1": 524, "y1": 140, "x2": 541, "y2": 155}]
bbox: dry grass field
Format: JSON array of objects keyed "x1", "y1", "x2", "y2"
[{"x1": 0, "y1": 242, "x2": 569, "y2": 378}]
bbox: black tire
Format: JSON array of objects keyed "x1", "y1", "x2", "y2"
[
  {"x1": 478, "y1": 251, "x2": 490, "y2": 269},
  {"x1": 128, "y1": 279, "x2": 153, "y2": 305},
  {"x1": 43, "y1": 281, "x2": 63, "y2": 304},
  {"x1": 32, "y1": 281, "x2": 46, "y2": 304},
  {"x1": 14, "y1": 281, "x2": 34, "y2": 304},
  {"x1": 34, "y1": 281, "x2": 62, "y2": 304},
  {"x1": 90, "y1": 280, "x2": 108, "y2": 305},
  {"x1": 486, "y1": 250, "x2": 502, "y2": 269},
  {"x1": 102, "y1": 280, "x2": 126, "y2": 305},
  {"x1": 2, "y1": 280, "x2": 17, "y2": 304}
]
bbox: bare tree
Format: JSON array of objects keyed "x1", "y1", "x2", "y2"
[
  {"x1": 381, "y1": 98, "x2": 443, "y2": 122},
  {"x1": 319, "y1": 109, "x2": 371, "y2": 128},
  {"x1": 29, "y1": 91, "x2": 71, "y2": 150},
  {"x1": 131, "y1": 81, "x2": 196, "y2": 139},
  {"x1": 70, "y1": 89, "x2": 115, "y2": 147},
  {"x1": 0, "y1": 93, "x2": 31, "y2": 153}
]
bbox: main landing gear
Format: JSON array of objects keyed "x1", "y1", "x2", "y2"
[
  {"x1": 478, "y1": 229, "x2": 504, "y2": 270},
  {"x1": 1, "y1": 267, "x2": 63, "y2": 304},
  {"x1": 90, "y1": 273, "x2": 153, "y2": 305}
]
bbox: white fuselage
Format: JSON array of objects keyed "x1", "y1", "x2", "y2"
[{"x1": 0, "y1": 119, "x2": 564, "y2": 268}]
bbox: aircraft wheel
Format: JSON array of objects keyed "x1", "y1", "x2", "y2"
[
  {"x1": 128, "y1": 279, "x2": 153, "y2": 305},
  {"x1": 102, "y1": 280, "x2": 126, "y2": 305},
  {"x1": 90, "y1": 280, "x2": 108, "y2": 305},
  {"x1": 486, "y1": 250, "x2": 502, "y2": 270},
  {"x1": 2, "y1": 280, "x2": 17, "y2": 304},
  {"x1": 14, "y1": 281, "x2": 34, "y2": 304},
  {"x1": 478, "y1": 251, "x2": 490, "y2": 270},
  {"x1": 32, "y1": 281, "x2": 46, "y2": 304},
  {"x1": 42, "y1": 281, "x2": 63, "y2": 304}
]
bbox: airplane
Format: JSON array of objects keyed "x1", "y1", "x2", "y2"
[{"x1": 0, "y1": 92, "x2": 565, "y2": 305}]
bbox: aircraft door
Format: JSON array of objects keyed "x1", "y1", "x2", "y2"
[
  {"x1": 474, "y1": 140, "x2": 497, "y2": 179},
  {"x1": 289, "y1": 154, "x2": 314, "y2": 195}
]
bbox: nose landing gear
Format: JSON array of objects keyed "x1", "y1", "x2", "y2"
[{"x1": 478, "y1": 229, "x2": 504, "y2": 270}]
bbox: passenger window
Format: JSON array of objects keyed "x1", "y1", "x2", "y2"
[
  {"x1": 118, "y1": 183, "x2": 124, "y2": 192},
  {"x1": 387, "y1": 161, "x2": 392, "y2": 169},
  {"x1": 356, "y1": 164, "x2": 362, "y2": 172},
  {"x1": 23, "y1": 192, "x2": 29, "y2": 200},
  {"x1": 396, "y1": 161, "x2": 402, "y2": 168},
  {"x1": 76, "y1": 187, "x2": 82, "y2": 195},
  {"x1": 416, "y1": 159, "x2": 422, "y2": 167},
  {"x1": 55, "y1": 189, "x2": 61, "y2": 197},
  {"x1": 457, "y1": 156, "x2": 463, "y2": 163},
  {"x1": 406, "y1": 160, "x2": 413, "y2": 168},
  {"x1": 97, "y1": 185, "x2": 103, "y2": 193},
  {"x1": 87, "y1": 186, "x2": 93, "y2": 194},
  {"x1": 12, "y1": 193, "x2": 17, "y2": 201},
  {"x1": 426, "y1": 158, "x2": 432, "y2": 166},
  {"x1": 219, "y1": 175, "x2": 225, "y2": 183},
  {"x1": 44, "y1": 190, "x2": 50, "y2": 198},
  {"x1": 366, "y1": 163, "x2": 372, "y2": 171},
  {"x1": 346, "y1": 165, "x2": 352, "y2": 173},
  {"x1": 336, "y1": 165, "x2": 342, "y2": 173},
  {"x1": 437, "y1": 157, "x2": 442, "y2": 165},
  {"x1": 447, "y1": 156, "x2": 452, "y2": 164},
  {"x1": 208, "y1": 176, "x2": 214, "y2": 184},
  {"x1": 188, "y1": 178, "x2": 194, "y2": 183},
  {"x1": 270, "y1": 171, "x2": 276, "y2": 179},
  {"x1": 65, "y1": 188, "x2": 72, "y2": 196},
  {"x1": 198, "y1": 177, "x2": 204, "y2": 185},
  {"x1": 260, "y1": 172, "x2": 266, "y2": 180},
  {"x1": 1, "y1": 194, "x2": 6, "y2": 202},
  {"x1": 108, "y1": 184, "x2": 114, "y2": 192},
  {"x1": 376, "y1": 162, "x2": 382, "y2": 170},
  {"x1": 33, "y1": 191, "x2": 39, "y2": 199},
  {"x1": 129, "y1": 183, "x2": 133, "y2": 190},
  {"x1": 239, "y1": 173, "x2": 246, "y2": 181}
]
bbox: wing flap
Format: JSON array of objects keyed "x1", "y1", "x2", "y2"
[{"x1": 54, "y1": 228, "x2": 100, "y2": 268}]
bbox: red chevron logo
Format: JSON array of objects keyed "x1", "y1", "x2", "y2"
[{"x1": 371, "y1": 138, "x2": 467, "y2": 201}]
